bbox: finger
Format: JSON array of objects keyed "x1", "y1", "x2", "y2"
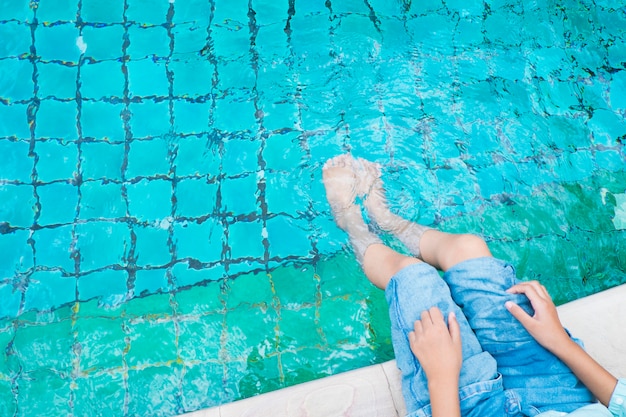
[
  {"x1": 413, "y1": 319, "x2": 423, "y2": 335},
  {"x1": 448, "y1": 312, "x2": 462, "y2": 347},
  {"x1": 507, "y1": 282, "x2": 545, "y2": 306},
  {"x1": 508, "y1": 281, "x2": 550, "y2": 302},
  {"x1": 428, "y1": 306, "x2": 444, "y2": 324},
  {"x1": 505, "y1": 301, "x2": 534, "y2": 328},
  {"x1": 420, "y1": 310, "x2": 433, "y2": 327}
]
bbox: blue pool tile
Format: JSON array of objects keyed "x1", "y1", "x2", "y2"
[
  {"x1": 0, "y1": 229, "x2": 33, "y2": 278},
  {"x1": 503, "y1": 122, "x2": 534, "y2": 158},
  {"x1": 34, "y1": 140, "x2": 78, "y2": 182},
  {"x1": 171, "y1": 1, "x2": 212, "y2": 25},
  {"x1": 176, "y1": 178, "x2": 217, "y2": 218},
  {"x1": 129, "y1": 100, "x2": 171, "y2": 138},
  {"x1": 172, "y1": 262, "x2": 225, "y2": 287},
  {"x1": 33, "y1": 225, "x2": 74, "y2": 271},
  {"x1": 0, "y1": 283, "x2": 21, "y2": 318},
  {"x1": 133, "y1": 268, "x2": 169, "y2": 296},
  {"x1": 36, "y1": 182, "x2": 78, "y2": 226},
  {"x1": 81, "y1": 0, "x2": 124, "y2": 23},
  {"x1": 37, "y1": 62, "x2": 78, "y2": 100},
  {"x1": 80, "y1": 142, "x2": 125, "y2": 180},
  {"x1": 0, "y1": 139, "x2": 32, "y2": 183},
  {"x1": 579, "y1": 78, "x2": 608, "y2": 111},
  {"x1": 36, "y1": 0, "x2": 77, "y2": 22},
  {"x1": 557, "y1": 150, "x2": 593, "y2": 182},
  {"x1": 175, "y1": 136, "x2": 221, "y2": 177},
  {"x1": 610, "y1": 71, "x2": 626, "y2": 110},
  {"x1": 252, "y1": 1, "x2": 287, "y2": 27},
  {"x1": 173, "y1": 218, "x2": 224, "y2": 263},
  {"x1": 212, "y1": 0, "x2": 250, "y2": 27},
  {"x1": 73, "y1": 372, "x2": 126, "y2": 417},
  {"x1": 211, "y1": 23, "x2": 249, "y2": 60},
  {"x1": 0, "y1": 104, "x2": 30, "y2": 139},
  {"x1": 265, "y1": 172, "x2": 306, "y2": 217},
  {"x1": 532, "y1": 47, "x2": 569, "y2": 80},
  {"x1": 23, "y1": 270, "x2": 76, "y2": 311},
  {"x1": 127, "y1": 26, "x2": 170, "y2": 59},
  {"x1": 171, "y1": 23, "x2": 208, "y2": 55},
  {"x1": 80, "y1": 61, "x2": 124, "y2": 99},
  {"x1": 80, "y1": 181, "x2": 126, "y2": 219},
  {"x1": 35, "y1": 23, "x2": 81, "y2": 63},
  {"x1": 227, "y1": 220, "x2": 264, "y2": 260},
  {"x1": 0, "y1": 1, "x2": 31, "y2": 21},
  {"x1": 607, "y1": 39, "x2": 626, "y2": 69},
  {"x1": 80, "y1": 101, "x2": 125, "y2": 140},
  {"x1": 255, "y1": 23, "x2": 290, "y2": 58},
  {"x1": 81, "y1": 25, "x2": 124, "y2": 61},
  {"x1": 35, "y1": 100, "x2": 78, "y2": 141},
  {"x1": 476, "y1": 163, "x2": 506, "y2": 198},
  {"x1": 596, "y1": 149, "x2": 624, "y2": 172},
  {"x1": 0, "y1": 22, "x2": 31, "y2": 57},
  {"x1": 222, "y1": 138, "x2": 260, "y2": 174},
  {"x1": 134, "y1": 225, "x2": 171, "y2": 267},
  {"x1": 126, "y1": 0, "x2": 170, "y2": 24},
  {"x1": 220, "y1": 175, "x2": 259, "y2": 215},
  {"x1": 266, "y1": 216, "x2": 312, "y2": 259},
  {"x1": 0, "y1": 185, "x2": 35, "y2": 228},
  {"x1": 75, "y1": 221, "x2": 129, "y2": 271},
  {"x1": 126, "y1": 179, "x2": 172, "y2": 222},
  {"x1": 126, "y1": 365, "x2": 182, "y2": 417},
  {"x1": 0, "y1": 58, "x2": 33, "y2": 102},
  {"x1": 78, "y1": 269, "x2": 128, "y2": 306},
  {"x1": 172, "y1": 101, "x2": 210, "y2": 134},
  {"x1": 170, "y1": 58, "x2": 213, "y2": 98},
  {"x1": 262, "y1": 132, "x2": 303, "y2": 171},
  {"x1": 127, "y1": 59, "x2": 169, "y2": 97},
  {"x1": 447, "y1": 0, "x2": 484, "y2": 15},
  {"x1": 126, "y1": 138, "x2": 170, "y2": 179},
  {"x1": 588, "y1": 109, "x2": 626, "y2": 147}
]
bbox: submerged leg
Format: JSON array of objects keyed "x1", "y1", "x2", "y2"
[{"x1": 322, "y1": 154, "x2": 417, "y2": 289}]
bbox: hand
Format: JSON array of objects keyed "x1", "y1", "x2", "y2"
[
  {"x1": 505, "y1": 281, "x2": 571, "y2": 352},
  {"x1": 409, "y1": 307, "x2": 463, "y2": 383}
]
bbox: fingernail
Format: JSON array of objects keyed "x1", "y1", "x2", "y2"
[{"x1": 505, "y1": 301, "x2": 513, "y2": 309}]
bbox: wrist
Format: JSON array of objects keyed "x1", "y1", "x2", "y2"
[
  {"x1": 548, "y1": 335, "x2": 579, "y2": 358},
  {"x1": 427, "y1": 373, "x2": 460, "y2": 390}
]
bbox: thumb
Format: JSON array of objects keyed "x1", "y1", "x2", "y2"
[
  {"x1": 448, "y1": 312, "x2": 462, "y2": 348},
  {"x1": 505, "y1": 300, "x2": 533, "y2": 327}
]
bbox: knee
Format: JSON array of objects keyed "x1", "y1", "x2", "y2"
[{"x1": 451, "y1": 234, "x2": 491, "y2": 258}]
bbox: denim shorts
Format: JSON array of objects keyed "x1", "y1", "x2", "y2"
[{"x1": 385, "y1": 257, "x2": 595, "y2": 417}]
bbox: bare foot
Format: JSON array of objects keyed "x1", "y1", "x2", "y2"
[
  {"x1": 352, "y1": 157, "x2": 400, "y2": 231},
  {"x1": 322, "y1": 154, "x2": 360, "y2": 230},
  {"x1": 323, "y1": 153, "x2": 383, "y2": 263}
]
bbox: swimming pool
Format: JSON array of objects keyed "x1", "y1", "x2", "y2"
[{"x1": 1, "y1": 0, "x2": 625, "y2": 415}]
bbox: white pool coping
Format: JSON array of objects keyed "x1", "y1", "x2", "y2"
[{"x1": 180, "y1": 284, "x2": 626, "y2": 417}]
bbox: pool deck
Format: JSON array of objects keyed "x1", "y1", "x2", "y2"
[{"x1": 180, "y1": 284, "x2": 626, "y2": 417}]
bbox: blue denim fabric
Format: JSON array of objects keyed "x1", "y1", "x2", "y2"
[{"x1": 385, "y1": 257, "x2": 595, "y2": 417}]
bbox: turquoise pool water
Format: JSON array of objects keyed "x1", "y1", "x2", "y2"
[{"x1": 1, "y1": 0, "x2": 625, "y2": 415}]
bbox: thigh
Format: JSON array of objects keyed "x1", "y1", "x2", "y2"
[{"x1": 385, "y1": 263, "x2": 503, "y2": 417}]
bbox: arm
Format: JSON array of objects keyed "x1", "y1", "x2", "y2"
[
  {"x1": 505, "y1": 281, "x2": 618, "y2": 407},
  {"x1": 409, "y1": 307, "x2": 463, "y2": 417}
]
